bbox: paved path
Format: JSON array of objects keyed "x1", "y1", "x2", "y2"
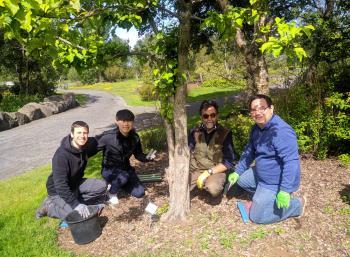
[
  {"x1": 0, "y1": 90, "x2": 156, "y2": 180},
  {"x1": 0, "y1": 89, "x2": 242, "y2": 180}
]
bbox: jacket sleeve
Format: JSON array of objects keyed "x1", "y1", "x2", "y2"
[
  {"x1": 52, "y1": 153, "x2": 80, "y2": 208},
  {"x1": 84, "y1": 137, "x2": 99, "y2": 157},
  {"x1": 221, "y1": 131, "x2": 236, "y2": 170},
  {"x1": 274, "y1": 127, "x2": 301, "y2": 193},
  {"x1": 133, "y1": 134, "x2": 149, "y2": 162},
  {"x1": 235, "y1": 130, "x2": 256, "y2": 175}
]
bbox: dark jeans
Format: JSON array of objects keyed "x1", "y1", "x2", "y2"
[{"x1": 102, "y1": 167, "x2": 145, "y2": 198}]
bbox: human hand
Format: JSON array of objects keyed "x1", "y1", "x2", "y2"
[
  {"x1": 74, "y1": 204, "x2": 90, "y2": 218},
  {"x1": 228, "y1": 172, "x2": 240, "y2": 185},
  {"x1": 196, "y1": 170, "x2": 211, "y2": 189},
  {"x1": 276, "y1": 191, "x2": 290, "y2": 209},
  {"x1": 146, "y1": 149, "x2": 157, "y2": 161}
]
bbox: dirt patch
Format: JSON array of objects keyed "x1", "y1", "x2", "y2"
[{"x1": 58, "y1": 155, "x2": 350, "y2": 257}]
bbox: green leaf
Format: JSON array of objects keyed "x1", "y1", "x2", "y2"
[
  {"x1": 260, "y1": 41, "x2": 275, "y2": 53},
  {"x1": 0, "y1": 0, "x2": 5, "y2": 7},
  {"x1": 70, "y1": 0, "x2": 80, "y2": 12},
  {"x1": 249, "y1": 0, "x2": 258, "y2": 5},
  {"x1": 294, "y1": 47, "x2": 307, "y2": 62},
  {"x1": 5, "y1": 0, "x2": 20, "y2": 15}
]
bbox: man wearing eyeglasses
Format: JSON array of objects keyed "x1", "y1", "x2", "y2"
[
  {"x1": 189, "y1": 100, "x2": 236, "y2": 199},
  {"x1": 228, "y1": 94, "x2": 305, "y2": 224}
]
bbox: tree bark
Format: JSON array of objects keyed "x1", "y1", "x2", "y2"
[
  {"x1": 217, "y1": 0, "x2": 269, "y2": 95},
  {"x1": 162, "y1": 0, "x2": 191, "y2": 221}
]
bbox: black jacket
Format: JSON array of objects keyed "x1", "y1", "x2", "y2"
[
  {"x1": 96, "y1": 127, "x2": 148, "y2": 170},
  {"x1": 46, "y1": 135, "x2": 98, "y2": 208}
]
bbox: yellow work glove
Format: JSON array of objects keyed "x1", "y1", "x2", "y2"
[{"x1": 197, "y1": 170, "x2": 211, "y2": 189}]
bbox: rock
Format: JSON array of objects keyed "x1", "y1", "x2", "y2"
[
  {"x1": 0, "y1": 112, "x2": 18, "y2": 131},
  {"x1": 15, "y1": 112, "x2": 30, "y2": 125},
  {"x1": 18, "y1": 102, "x2": 45, "y2": 121}
]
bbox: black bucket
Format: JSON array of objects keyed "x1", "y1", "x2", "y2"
[{"x1": 65, "y1": 205, "x2": 102, "y2": 245}]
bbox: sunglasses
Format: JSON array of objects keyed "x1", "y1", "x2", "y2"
[{"x1": 202, "y1": 113, "x2": 217, "y2": 119}]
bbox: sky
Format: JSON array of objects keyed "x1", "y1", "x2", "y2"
[{"x1": 115, "y1": 27, "x2": 141, "y2": 49}]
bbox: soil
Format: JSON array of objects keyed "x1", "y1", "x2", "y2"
[{"x1": 58, "y1": 155, "x2": 350, "y2": 257}]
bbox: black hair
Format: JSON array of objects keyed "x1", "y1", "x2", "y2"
[
  {"x1": 199, "y1": 100, "x2": 219, "y2": 115},
  {"x1": 71, "y1": 121, "x2": 89, "y2": 133},
  {"x1": 248, "y1": 94, "x2": 273, "y2": 110},
  {"x1": 116, "y1": 109, "x2": 135, "y2": 121}
]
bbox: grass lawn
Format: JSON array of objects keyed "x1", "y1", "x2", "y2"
[
  {"x1": 68, "y1": 79, "x2": 243, "y2": 106},
  {"x1": 186, "y1": 86, "x2": 242, "y2": 102},
  {"x1": 68, "y1": 80, "x2": 156, "y2": 107},
  {"x1": 0, "y1": 166, "x2": 77, "y2": 257}
]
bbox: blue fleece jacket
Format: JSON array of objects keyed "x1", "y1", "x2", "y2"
[{"x1": 235, "y1": 114, "x2": 300, "y2": 193}]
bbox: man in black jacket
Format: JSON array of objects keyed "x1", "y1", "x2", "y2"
[
  {"x1": 35, "y1": 121, "x2": 107, "y2": 221},
  {"x1": 96, "y1": 109, "x2": 154, "y2": 205}
]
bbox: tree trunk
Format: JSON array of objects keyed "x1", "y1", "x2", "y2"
[
  {"x1": 236, "y1": 29, "x2": 269, "y2": 95},
  {"x1": 217, "y1": 0, "x2": 269, "y2": 95},
  {"x1": 162, "y1": 0, "x2": 191, "y2": 221}
]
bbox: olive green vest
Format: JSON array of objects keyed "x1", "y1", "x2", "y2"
[{"x1": 190, "y1": 124, "x2": 230, "y2": 172}]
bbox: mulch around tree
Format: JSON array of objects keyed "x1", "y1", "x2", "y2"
[{"x1": 58, "y1": 153, "x2": 350, "y2": 257}]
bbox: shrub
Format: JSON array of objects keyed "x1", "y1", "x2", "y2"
[
  {"x1": 138, "y1": 126, "x2": 167, "y2": 152},
  {"x1": 201, "y1": 78, "x2": 237, "y2": 88},
  {"x1": 339, "y1": 154, "x2": 350, "y2": 167},
  {"x1": 0, "y1": 92, "x2": 43, "y2": 112},
  {"x1": 273, "y1": 84, "x2": 350, "y2": 159},
  {"x1": 137, "y1": 83, "x2": 158, "y2": 101}
]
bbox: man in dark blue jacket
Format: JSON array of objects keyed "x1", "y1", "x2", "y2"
[
  {"x1": 228, "y1": 94, "x2": 305, "y2": 224},
  {"x1": 35, "y1": 121, "x2": 107, "y2": 221},
  {"x1": 96, "y1": 109, "x2": 154, "y2": 205}
]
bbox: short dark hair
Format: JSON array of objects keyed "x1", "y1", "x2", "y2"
[
  {"x1": 116, "y1": 109, "x2": 135, "y2": 121},
  {"x1": 248, "y1": 94, "x2": 273, "y2": 110},
  {"x1": 199, "y1": 100, "x2": 219, "y2": 115},
  {"x1": 71, "y1": 121, "x2": 89, "y2": 133}
]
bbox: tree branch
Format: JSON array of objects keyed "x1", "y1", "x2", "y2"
[{"x1": 57, "y1": 37, "x2": 87, "y2": 51}]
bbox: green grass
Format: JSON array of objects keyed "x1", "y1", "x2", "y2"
[
  {"x1": 68, "y1": 79, "x2": 243, "y2": 107},
  {"x1": 68, "y1": 80, "x2": 157, "y2": 107},
  {"x1": 186, "y1": 86, "x2": 242, "y2": 103},
  {"x1": 0, "y1": 165, "x2": 75, "y2": 257}
]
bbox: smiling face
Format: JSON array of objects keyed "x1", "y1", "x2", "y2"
[
  {"x1": 201, "y1": 106, "x2": 218, "y2": 130},
  {"x1": 116, "y1": 119, "x2": 134, "y2": 136},
  {"x1": 70, "y1": 126, "x2": 89, "y2": 149},
  {"x1": 250, "y1": 98, "x2": 274, "y2": 128}
]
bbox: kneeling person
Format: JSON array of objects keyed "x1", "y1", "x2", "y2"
[
  {"x1": 36, "y1": 121, "x2": 107, "y2": 221},
  {"x1": 189, "y1": 100, "x2": 236, "y2": 197},
  {"x1": 96, "y1": 109, "x2": 154, "y2": 204}
]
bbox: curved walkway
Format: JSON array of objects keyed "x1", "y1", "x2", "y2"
[
  {"x1": 0, "y1": 89, "x2": 242, "y2": 180},
  {"x1": 0, "y1": 90, "x2": 156, "y2": 180}
]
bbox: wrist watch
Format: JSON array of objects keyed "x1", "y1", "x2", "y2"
[{"x1": 208, "y1": 168, "x2": 214, "y2": 175}]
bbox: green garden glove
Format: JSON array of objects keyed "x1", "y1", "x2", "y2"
[
  {"x1": 228, "y1": 172, "x2": 240, "y2": 185},
  {"x1": 276, "y1": 191, "x2": 291, "y2": 209}
]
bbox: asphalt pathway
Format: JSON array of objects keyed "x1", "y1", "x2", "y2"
[
  {"x1": 0, "y1": 90, "x2": 156, "y2": 180},
  {"x1": 0, "y1": 89, "x2": 241, "y2": 180}
]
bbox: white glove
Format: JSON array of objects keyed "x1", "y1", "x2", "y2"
[
  {"x1": 146, "y1": 149, "x2": 157, "y2": 161},
  {"x1": 74, "y1": 204, "x2": 90, "y2": 218}
]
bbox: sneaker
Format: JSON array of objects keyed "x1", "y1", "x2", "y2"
[
  {"x1": 59, "y1": 220, "x2": 69, "y2": 229},
  {"x1": 35, "y1": 197, "x2": 50, "y2": 219},
  {"x1": 108, "y1": 193, "x2": 119, "y2": 205}
]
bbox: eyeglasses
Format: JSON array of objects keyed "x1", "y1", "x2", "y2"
[
  {"x1": 250, "y1": 106, "x2": 270, "y2": 114},
  {"x1": 202, "y1": 113, "x2": 217, "y2": 119}
]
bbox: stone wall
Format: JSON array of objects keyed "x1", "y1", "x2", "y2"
[{"x1": 0, "y1": 93, "x2": 79, "y2": 132}]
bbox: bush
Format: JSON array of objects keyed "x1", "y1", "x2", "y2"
[
  {"x1": 339, "y1": 154, "x2": 350, "y2": 167},
  {"x1": 201, "y1": 78, "x2": 242, "y2": 88},
  {"x1": 0, "y1": 92, "x2": 43, "y2": 112},
  {"x1": 138, "y1": 126, "x2": 167, "y2": 152},
  {"x1": 221, "y1": 111, "x2": 254, "y2": 157},
  {"x1": 273, "y1": 84, "x2": 350, "y2": 159},
  {"x1": 137, "y1": 83, "x2": 158, "y2": 101}
]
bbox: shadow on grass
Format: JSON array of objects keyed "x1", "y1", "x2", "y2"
[
  {"x1": 187, "y1": 89, "x2": 241, "y2": 103},
  {"x1": 339, "y1": 184, "x2": 350, "y2": 204}
]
